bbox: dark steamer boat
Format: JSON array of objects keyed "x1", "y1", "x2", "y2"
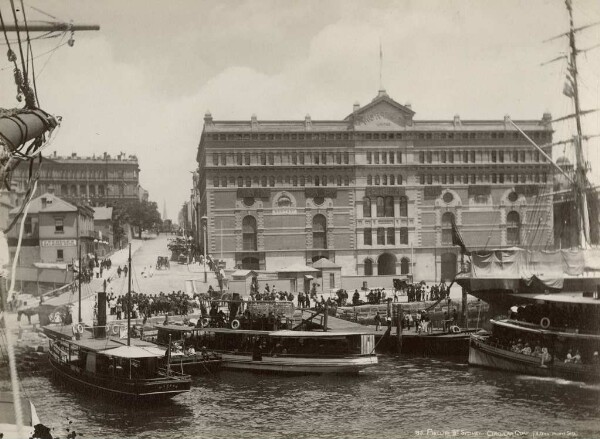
[
  {"x1": 47, "y1": 332, "x2": 191, "y2": 401},
  {"x1": 43, "y1": 243, "x2": 192, "y2": 401}
]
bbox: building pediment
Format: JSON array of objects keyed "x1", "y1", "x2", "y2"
[{"x1": 346, "y1": 91, "x2": 415, "y2": 130}]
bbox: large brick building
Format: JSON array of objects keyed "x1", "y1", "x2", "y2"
[
  {"x1": 10, "y1": 151, "x2": 141, "y2": 208},
  {"x1": 195, "y1": 91, "x2": 554, "y2": 282}
]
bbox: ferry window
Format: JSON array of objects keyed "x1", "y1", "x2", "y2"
[
  {"x1": 507, "y1": 211, "x2": 521, "y2": 245},
  {"x1": 364, "y1": 228, "x2": 372, "y2": 245},
  {"x1": 242, "y1": 216, "x2": 257, "y2": 251},
  {"x1": 364, "y1": 259, "x2": 373, "y2": 275},
  {"x1": 312, "y1": 214, "x2": 327, "y2": 249},
  {"x1": 441, "y1": 212, "x2": 455, "y2": 245}
]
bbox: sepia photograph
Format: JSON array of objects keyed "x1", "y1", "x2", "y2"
[{"x1": 0, "y1": 1, "x2": 599, "y2": 438}]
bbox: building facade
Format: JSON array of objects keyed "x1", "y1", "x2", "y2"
[
  {"x1": 10, "y1": 151, "x2": 141, "y2": 208},
  {"x1": 195, "y1": 91, "x2": 554, "y2": 282},
  {"x1": 7, "y1": 192, "x2": 95, "y2": 294}
]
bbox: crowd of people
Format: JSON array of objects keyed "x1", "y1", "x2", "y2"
[{"x1": 103, "y1": 290, "x2": 197, "y2": 322}]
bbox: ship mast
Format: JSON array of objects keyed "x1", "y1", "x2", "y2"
[{"x1": 564, "y1": 0, "x2": 591, "y2": 248}]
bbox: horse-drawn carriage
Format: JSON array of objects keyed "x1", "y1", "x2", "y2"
[{"x1": 156, "y1": 256, "x2": 170, "y2": 270}]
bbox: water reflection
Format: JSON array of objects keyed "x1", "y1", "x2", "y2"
[{"x1": 2, "y1": 354, "x2": 599, "y2": 439}]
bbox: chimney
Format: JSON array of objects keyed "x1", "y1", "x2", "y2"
[
  {"x1": 204, "y1": 111, "x2": 213, "y2": 126},
  {"x1": 353, "y1": 102, "x2": 360, "y2": 113},
  {"x1": 251, "y1": 114, "x2": 259, "y2": 131},
  {"x1": 542, "y1": 112, "x2": 552, "y2": 125},
  {"x1": 453, "y1": 114, "x2": 461, "y2": 127},
  {"x1": 405, "y1": 102, "x2": 412, "y2": 110},
  {"x1": 53, "y1": 151, "x2": 57, "y2": 158}
]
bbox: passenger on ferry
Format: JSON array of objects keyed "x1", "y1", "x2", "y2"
[
  {"x1": 564, "y1": 349, "x2": 573, "y2": 363},
  {"x1": 573, "y1": 350, "x2": 582, "y2": 364},
  {"x1": 592, "y1": 352, "x2": 599, "y2": 365},
  {"x1": 521, "y1": 343, "x2": 532, "y2": 355},
  {"x1": 541, "y1": 347, "x2": 552, "y2": 365}
]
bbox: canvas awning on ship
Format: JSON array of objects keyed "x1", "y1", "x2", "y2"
[{"x1": 100, "y1": 345, "x2": 165, "y2": 358}]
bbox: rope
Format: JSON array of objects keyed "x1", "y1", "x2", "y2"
[
  {"x1": 20, "y1": 0, "x2": 39, "y2": 107},
  {"x1": 4, "y1": 179, "x2": 37, "y2": 437}
]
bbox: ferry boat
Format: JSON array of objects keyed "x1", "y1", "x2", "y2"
[
  {"x1": 152, "y1": 324, "x2": 222, "y2": 374},
  {"x1": 43, "y1": 244, "x2": 192, "y2": 401},
  {"x1": 170, "y1": 300, "x2": 378, "y2": 374},
  {"x1": 46, "y1": 325, "x2": 192, "y2": 401},
  {"x1": 469, "y1": 293, "x2": 600, "y2": 382}
]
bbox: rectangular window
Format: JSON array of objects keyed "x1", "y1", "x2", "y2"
[
  {"x1": 387, "y1": 228, "x2": 395, "y2": 245},
  {"x1": 513, "y1": 151, "x2": 519, "y2": 162},
  {"x1": 441, "y1": 151, "x2": 447, "y2": 163},
  {"x1": 426, "y1": 151, "x2": 432, "y2": 163},
  {"x1": 491, "y1": 151, "x2": 497, "y2": 163},
  {"x1": 374, "y1": 152, "x2": 380, "y2": 164},
  {"x1": 397, "y1": 151, "x2": 402, "y2": 163},
  {"x1": 292, "y1": 153, "x2": 297, "y2": 165},
  {"x1": 344, "y1": 152, "x2": 349, "y2": 164},
  {"x1": 420, "y1": 174, "x2": 425, "y2": 185},
  {"x1": 55, "y1": 218, "x2": 64, "y2": 233},
  {"x1": 499, "y1": 150, "x2": 504, "y2": 163},
  {"x1": 377, "y1": 227, "x2": 385, "y2": 245},
  {"x1": 463, "y1": 151, "x2": 468, "y2": 163},
  {"x1": 57, "y1": 249, "x2": 64, "y2": 261},
  {"x1": 441, "y1": 174, "x2": 447, "y2": 184},
  {"x1": 499, "y1": 174, "x2": 504, "y2": 183},
  {"x1": 470, "y1": 151, "x2": 476, "y2": 163},
  {"x1": 400, "y1": 227, "x2": 408, "y2": 245},
  {"x1": 314, "y1": 153, "x2": 320, "y2": 165},
  {"x1": 299, "y1": 152, "x2": 305, "y2": 164},
  {"x1": 364, "y1": 228, "x2": 372, "y2": 245},
  {"x1": 24, "y1": 217, "x2": 32, "y2": 235},
  {"x1": 237, "y1": 153, "x2": 243, "y2": 165},
  {"x1": 449, "y1": 174, "x2": 454, "y2": 184},
  {"x1": 212, "y1": 154, "x2": 218, "y2": 166},
  {"x1": 268, "y1": 153, "x2": 274, "y2": 165},
  {"x1": 330, "y1": 273, "x2": 335, "y2": 289},
  {"x1": 492, "y1": 174, "x2": 497, "y2": 184},
  {"x1": 244, "y1": 153, "x2": 250, "y2": 165},
  {"x1": 367, "y1": 152, "x2": 372, "y2": 164},
  {"x1": 336, "y1": 152, "x2": 342, "y2": 164},
  {"x1": 448, "y1": 152, "x2": 454, "y2": 164},
  {"x1": 520, "y1": 151, "x2": 526, "y2": 162},
  {"x1": 220, "y1": 153, "x2": 227, "y2": 165},
  {"x1": 322, "y1": 152, "x2": 327, "y2": 164},
  {"x1": 427, "y1": 174, "x2": 433, "y2": 185},
  {"x1": 389, "y1": 152, "x2": 395, "y2": 164}
]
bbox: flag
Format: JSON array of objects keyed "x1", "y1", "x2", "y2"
[{"x1": 451, "y1": 219, "x2": 468, "y2": 255}]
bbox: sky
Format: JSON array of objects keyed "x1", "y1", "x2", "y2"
[{"x1": 1, "y1": 0, "x2": 599, "y2": 221}]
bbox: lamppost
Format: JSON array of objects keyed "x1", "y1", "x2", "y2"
[{"x1": 201, "y1": 216, "x2": 208, "y2": 283}]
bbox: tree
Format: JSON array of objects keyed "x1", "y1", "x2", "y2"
[{"x1": 126, "y1": 200, "x2": 162, "y2": 238}]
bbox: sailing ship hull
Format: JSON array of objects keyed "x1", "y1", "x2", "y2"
[
  {"x1": 218, "y1": 352, "x2": 377, "y2": 374},
  {"x1": 469, "y1": 335, "x2": 600, "y2": 382},
  {"x1": 49, "y1": 347, "x2": 191, "y2": 402}
]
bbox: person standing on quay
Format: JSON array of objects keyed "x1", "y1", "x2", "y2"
[{"x1": 374, "y1": 311, "x2": 381, "y2": 331}]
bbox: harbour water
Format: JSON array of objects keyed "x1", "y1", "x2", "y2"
[{"x1": 2, "y1": 355, "x2": 599, "y2": 439}]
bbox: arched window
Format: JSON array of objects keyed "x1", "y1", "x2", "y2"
[
  {"x1": 364, "y1": 259, "x2": 373, "y2": 276},
  {"x1": 367, "y1": 175, "x2": 372, "y2": 185},
  {"x1": 337, "y1": 176, "x2": 342, "y2": 186},
  {"x1": 245, "y1": 177, "x2": 251, "y2": 187},
  {"x1": 398, "y1": 174, "x2": 403, "y2": 185},
  {"x1": 60, "y1": 184, "x2": 68, "y2": 195},
  {"x1": 374, "y1": 175, "x2": 380, "y2": 185},
  {"x1": 315, "y1": 176, "x2": 320, "y2": 186},
  {"x1": 382, "y1": 174, "x2": 388, "y2": 185},
  {"x1": 237, "y1": 177, "x2": 243, "y2": 187},
  {"x1": 312, "y1": 214, "x2": 327, "y2": 249},
  {"x1": 213, "y1": 177, "x2": 219, "y2": 187},
  {"x1": 399, "y1": 196, "x2": 408, "y2": 217},
  {"x1": 363, "y1": 197, "x2": 371, "y2": 218},
  {"x1": 384, "y1": 196, "x2": 394, "y2": 217},
  {"x1": 442, "y1": 212, "x2": 455, "y2": 245},
  {"x1": 390, "y1": 175, "x2": 395, "y2": 185},
  {"x1": 400, "y1": 257, "x2": 410, "y2": 275},
  {"x1": 376, "y1": 196, "x2": 385, "y2": 217},
  {"x1": 322, "y1": 176, "x2": 327, "y2": 186},
  {"x1": 507, "y1": 211, "x2": 521, "y2": 245},
  {"x1": 242, "y1": 216, "x2": 257, "y2": 251},
  {"x1": 221, "y1": 177, "x2": 227, "y2": 187},
  {"x1": 261, "y1": 176, "x2": 267, "y2": 187}
]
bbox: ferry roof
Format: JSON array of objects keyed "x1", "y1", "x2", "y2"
[
  {"x1": 100, "y1": 345, "x2": 165, "y2": 358},
  {"x1": 494, "y1": 319, "x2": 600, "y2": 340},
  {"x1": 271, "y1": 330, "x2": 376, "y2": 337},
  {"x1": 512, "y1": 293, "x2": 600, "y2": 306}
]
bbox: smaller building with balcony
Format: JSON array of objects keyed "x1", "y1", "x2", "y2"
[{"x1": 7, "y1": 192, "x2": 95, "y2": 295}]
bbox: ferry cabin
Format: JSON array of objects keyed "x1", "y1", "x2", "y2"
[{"x1": 181, "y1": 328, "x2": 377, "y2": 374}]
